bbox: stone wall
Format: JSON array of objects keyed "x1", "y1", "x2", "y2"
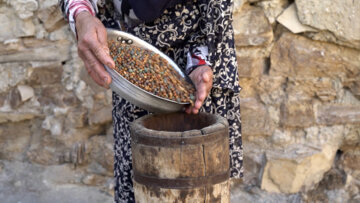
[
  {"x1": 0, "y1": 0, "x2": 359, "y2": 202},
  {"x1": 0, "y1": 0, "x2": 114, "y2": 201},
  {"x1": 232, "y1": 0, "x2": 360, "y2": 202}
]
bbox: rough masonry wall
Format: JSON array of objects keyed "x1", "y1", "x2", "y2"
[
  {"x1": 233, "y1": 0, "x2": 360, "y2": 202},
  {"x1": 0, "y1": 0, "x2": 114, "y2": 201},
  {"x1": 0, "y1": 0, "x2": 359, "y2": 202}
]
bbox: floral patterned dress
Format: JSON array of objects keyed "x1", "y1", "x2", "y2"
[{"x1": 59, "y1": 0, "x2": 243, "y2": 202}]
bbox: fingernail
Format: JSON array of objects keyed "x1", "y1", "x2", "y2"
[
  {"x1": 108, "y1": 62, "x2": 114, "y2": 69},
  {"x1": 103, "y1": 77, "x2": 109, "y2": 85}
]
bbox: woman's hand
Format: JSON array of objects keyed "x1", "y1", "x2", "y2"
[
  {"x1": 185, "y1": 66, "x2": 213, "y2": 114},
  {"x1": 75, "y1": 11, "x2": 115, "y2": 88}
]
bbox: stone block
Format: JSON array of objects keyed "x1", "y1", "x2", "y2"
[
  {"x1": 0, "y1": 93, "x2": 5, "y2": 107},
  {"x1": 316, "y1": 105, "x2": 360, "y2": 125},
  {"x1": 37, "y1": 4, "x2": 67, "y2": 32},
  {"x1": 296, "y1": 0, "x2": 360, "y2": 48},
  {"x1": 0, "y1": 112, "x2": 39, "y2": 124},
  {"x1": 8, "y1": 0, "x2": 38, "y2": 19},
  {"x1": 270, "y1": 129, "x2": 293, "y2": 147},
  {"x1": 341, "y1": 125, "x2": 360, "y2": 149},
  {"x1": 49, "y1": 25, "x2": 73, "y2": 41},
  {"x1": 81, "y1": 174, "x2": 108, "y2": 186},
  {"x1": 26, "y1": 131, "x2": 66, "y2": 165},
  {"x1": 22, "y1": 38, "x2": 52, "y2": 48},
  {"x1": 257, "y1": 76, "x2": 286, "y2": 106},
  {"x1": 0, "y1": 39, "x2": 22, "y2": 55},
  {"x1": 38, "y1": 85, "x2": 79, "y2": 107},
  {"x1": 9, "y1": 87, "x2": 22, "y2": 109},
  {"x1": 241, "y1": 97, "x2": 275, "y2": 137},
  {"x1": 59, "y1": 142, "x2": 88, "y2": 166},
  {"x1": 28, "y1": 64, "x2": 63, "y2": 85},
  {"x1": 305, "y1": 168, "x2": 347, "y2": 202},
  {"x1": 270, "y1": 33, "x2": 360, "y2": 79},
  {"x1": 0, "y1": 63, "x2": 28, "y2": 92},
  {"x1": 233, "y1": 0, "x2": 247, "y2": 14},
  {"x1": 64, "y1": 108, "x2": 88, "y2": 128},
  {"x1": 37, "y1": 0, "x2": 59, "y2": 9},
  {"x1": 280, "y1": 101, "x2": 315, "y2": 127},
  {"x1": 343, "y1": 78, "x2": 360, "y2": 100},
  {"x1": 340, "y1": 148, "x2": 360, "y2": 180},
  {"x1": 86, "y1": 136, "x2": 114, "y2": 176},
  {"x1": 261, "y1": 144, "x2": 337, "y2": 193},
  {"x1": 237, "y1": 56, "x2": 265, "y2": 78},
  {"x1": 303, "y1": 125, "x2": 344, "y2": 150},
  {"x1": 242, "y1": 155, "x2": 263, "y2": 186},
  {"x1": 236, "y1": 44, "x2": 273, "y2": 58},
  {"x1": 304, "y1": 29, "x2": 360, "y2": 50},
  {"x1": 53, "y1": 124, "x2": 104, "y2": 147},
  {"x1": 0, "y1": 40, "x2": 71, "y2": 63},
  {"x1": 276, "y1": 4, "x2": 317, "y2": 34},
  {"x1": 0, "y1": 121, "x2": 32, "y2": 161},
  {"x1": 258, "y1": 0, "x2": 289, "y2": 24},
  {"x1": 286, "y1": 77, "x2": 337, "y2": 102},
  {"x1": 238, "y1": 78, "x2": 258, "y2": 98},
  {"x1": 0, "y1": 7, "x2": 35, "y2": 41},
  {"x1": 88, "y1": 106, "x2": 112, "y2": 126},
  {"x1": 233, "y1": 5, "x2": 273, "y2": 47},
  {"x1": 17, "y1": 85, "x2": 34, "y2": 102}
]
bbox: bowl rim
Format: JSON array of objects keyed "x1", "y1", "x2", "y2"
[{"x1": 106, "y1": 28, "x2": 196, "y2": 109}]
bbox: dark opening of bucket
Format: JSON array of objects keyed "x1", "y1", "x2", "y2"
[{"x1": 142, "y1": 113, "x2": 217, "y2": 132}]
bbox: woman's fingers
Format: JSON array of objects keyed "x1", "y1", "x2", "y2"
[
  {"x1": 185, "y1": 106, "x2": 192, "y2": 114},
  {"x1": 96, "y1": 23, "x2": 112, "y2": 62},
  {"x1": 75, "y1": 12, "x2": 113, "y2": 88},
  {"x1": 196, "y1": 71, "x2": 212, "y2": 101},
  {"x1": 78, "y1": 51, "x2": 103, "y2": 87},
  {"x1": 195, "y1": 83, "x2": 206, "y2": 109},
  {"x1": 85, "y1": 62, "x2": 105, "y2": 87},
  {"x1": 85, "y1": 35, "x2": 115, "y2": 70},
  {"x1": 202, "y1": 71, "x2": 212, "y2": 97},
  {"x1": 202, "y1": 71, "x2": 211, "y2": 83},
  {"x1": 185, "y1": 66, "x2": 213, "y2": 114},
  {"x1": 79, "y1": 49, "x2": 111, "y2": 88}
]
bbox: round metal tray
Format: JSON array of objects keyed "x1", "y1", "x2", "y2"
[{"x1": 105, "y1": 29, "x2": 195, "y2": 113}]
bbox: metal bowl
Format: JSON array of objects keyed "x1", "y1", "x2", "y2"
[{"x1": 105, "y1": 28, "x2": 195, "y2": 113}]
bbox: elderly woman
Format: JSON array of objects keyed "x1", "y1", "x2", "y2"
[{"x1": 59, "y1": 0, "x2": 243, "y2": 202}]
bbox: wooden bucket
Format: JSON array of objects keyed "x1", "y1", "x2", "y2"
[{"x1": 130, "y1": 112, "x2": 230, "y2": 203}]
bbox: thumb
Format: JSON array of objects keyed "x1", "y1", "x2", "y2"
[
  {"x1": 96, "y1": 25, "x2": 115, "y2": 69},
  {"x1": 202, "y1": 71, "x2": 210, "y2": 83},
  {"x1": 96, "y1": 23, "x2": 108, "y2": 47}
]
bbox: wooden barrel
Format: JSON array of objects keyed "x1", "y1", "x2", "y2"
[{"x1": 130, "y1": 112, "x2": 230, "y2": 203}]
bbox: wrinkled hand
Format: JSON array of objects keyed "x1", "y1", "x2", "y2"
[
  {"x1": 185, "y1": 66, "x2": 213, "y2": 114},
  {"x1": 75, "y1": 11, "x2": 115, "y2": 88}
]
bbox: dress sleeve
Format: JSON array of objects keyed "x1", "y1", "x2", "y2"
[
  {"x1": 185, "y1": 46, "x2": 210, "y2": 75},
  {"x1": 185, "y1": 0, "x2": 233, "y2": 74},
  {"x1": 58, "y1": 0, "x2": 98, "y2": 35}
]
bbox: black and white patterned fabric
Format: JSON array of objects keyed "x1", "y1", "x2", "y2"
[{"x1": 59, "y1": 0, "x2": 243, "y2": 202}]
